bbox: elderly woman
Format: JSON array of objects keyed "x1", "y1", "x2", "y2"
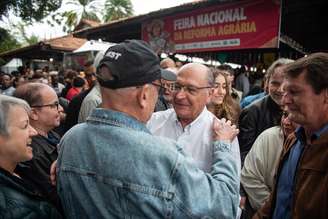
[
  {"x1": 207, "y1": 69, "x2": 241, "y2": 125},
  {"x1": 0, "y1": 95, "x2": 61, "y2": 218}
]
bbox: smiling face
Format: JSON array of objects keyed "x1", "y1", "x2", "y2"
[
  {"x1": 172, "y1": 64, "x2": 212, "y2": 125},
  {"x1": 268, "y1": 66, "x2": 285, "y2": 106},
  {"x1": 0, "y1": 106, "x2": 37, "y2": 167},
  {"x1": 212, "y1": 73, "x2": 227, "y2": 105}
]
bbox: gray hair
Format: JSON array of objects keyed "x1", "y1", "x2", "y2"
[
  {"x1": 267, "y1": 58, "x2": 294, "y2": 80},
  {"x1": 0, "y1": 95, "x2": 30, "y2": 136},
  {"x1": 178, "y1": 63, "x2": 214, "y2": 86},
  {"x1": 206, "y1": 67, "x2": 215, "y2": 87}
]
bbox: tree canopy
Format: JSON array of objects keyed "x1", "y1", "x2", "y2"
[
  {"x1": 0, "y1": 27, "x2": 21, "y2": 54},
  {"x1": 0, "y1": 0, "x2": 62, "y2": 22},
  {"x1": 53, "y1": 0, "x2": 134, "y2": 32},
  {"x1": 50, "y1": 0, "x2": 103, "y2": 32},
  {"x1": 103, "y1": 0, "x2": 133, "y2": 22}
]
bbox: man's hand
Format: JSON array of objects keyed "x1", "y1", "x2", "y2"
[
  {"x1": 213, "y1": 118, "x2": 239, "y2": 142},
  {"x1": 50, "y1": 159, "x2": 57, "y2": 186}
]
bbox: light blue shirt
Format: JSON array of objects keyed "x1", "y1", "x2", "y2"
[{"x1": 273, "y1": 123, "x2": 328, "y2": 219}]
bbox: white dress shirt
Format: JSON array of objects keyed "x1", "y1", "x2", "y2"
[{"x1": 147, "y1": 107, "x2": 241, "y2": 174}]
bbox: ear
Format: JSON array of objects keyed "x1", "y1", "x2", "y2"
[
  {"x1": 324, "y1": 89, "x2": 328, "y2": 104},
  {"x1": 29, "y1": 108, "x2": 39, "y2": 121},
  {"x1": 206, "y1": 88, "x2": 214, "y2": 104},
  {"x1": 0, "y1": 135, "x2": 5, "y2": 146},
  {"x1": 136, "y1": 85, "x2": 151, "y2": 109}
]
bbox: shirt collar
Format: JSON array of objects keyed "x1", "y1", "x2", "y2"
[
  {"x1": 295, "y1": 123, "x2": 328, "y2": 143},
  {"x1": 295, "y1": 126, "x2": 307, "y2": 144},
  {"x1": 313, "y1": 123, "x2": 328, "y2": 139},
  {"x1": 174, "y1": 107, "x2": 209, "y2": 131},
  {"x1": 88, "y1": 108, "x2": 150, "y2": 134}
]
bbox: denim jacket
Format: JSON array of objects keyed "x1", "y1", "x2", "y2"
[{"x1": 57, "y1": 109, "x2": 239, "y2": 219}]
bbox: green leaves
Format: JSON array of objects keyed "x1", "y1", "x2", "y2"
[
  {"x1": 57, "y1": 0, "x2": 102, "y2": 32},
  {"x1": 103, "y1": 0, "x2": 133, "y2": 22},
  {"x1": 0, "y1": 0, "x2": 62, "y2": 23},
  {"x1": 0, "y1": 28, "x2": 21, "y2": 54}
]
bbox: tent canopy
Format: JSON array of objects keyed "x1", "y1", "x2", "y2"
[
  {"x1": 1, "y1": 58, "x2": 22, "y2": 73},
  {"x1": 73, "y1": 40, "x2": 115, "y2": 53}
]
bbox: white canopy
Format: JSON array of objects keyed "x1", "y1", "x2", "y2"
[
  {"x1": 73, "y1": 40, "x2": 115, "y2": 53},
  {"x1": 1, "y1": 58, "x2": 22, "y2": 73}
]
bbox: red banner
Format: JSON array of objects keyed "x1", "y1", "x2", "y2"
[{"x1": 142, "y1": 0, "x2": 281, "y2": 54}]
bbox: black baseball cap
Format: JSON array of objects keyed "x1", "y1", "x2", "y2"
[{"x1": 96, "y1": 40, "x2": 176, "y2": 89}]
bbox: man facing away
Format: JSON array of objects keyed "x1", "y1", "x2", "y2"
[
  {"x1": 57, "y1": 40, "x2": 240, "y2": 218},
  {"x1": 254, "y1": 52, "x2": 328, "y2": 219}
]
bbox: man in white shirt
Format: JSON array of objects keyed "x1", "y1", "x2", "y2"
[{"x1": 147, "y1": 63, "x2": 241, "y2": 173}]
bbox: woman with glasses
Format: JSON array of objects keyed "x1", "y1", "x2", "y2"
[
  {"x1": 207, "y1": 68, "x2": 241, "y2": 125},
  {"x1": 0, "y1": 95, "x2": 61, "y2": 218}
]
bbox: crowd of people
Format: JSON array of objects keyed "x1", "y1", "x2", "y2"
[{"x1": 0, "y1": 39, "x2": 327, "y2": 219}]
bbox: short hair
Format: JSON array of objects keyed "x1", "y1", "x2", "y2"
[
  {"x1": 266, "y1": 58, "x2": 294, "y2": 80},
  {"x1": 72, "y1": 77, "x2": 85, "y2": 87},
  {"x1": 285, "y1": 52, "x2": 328, "y2": 94},
  {"x1": 64, "y1": 70, "x2": 78, "y2": 80},
  {"x1": 216, "y1": 64, "x2": 234, "y2": 75},
  {"x1": 160, "y1": 58, "x2": 176, "y2": 69},
  {"x1": 2, "y1": 73, "x2": 12, "y2": 79},
  {"x1": 206, "y1": 67, "x2": 215, "y2": 87},
  {"x1": 13, "y1": 82, "x2": 50, "y2": 106},
  {"x1": 0, "y1": 95, "x2": 30, "y2": 136},
  {"x1": 31, "y1": 70, "x2": 44, "y2": 80}
]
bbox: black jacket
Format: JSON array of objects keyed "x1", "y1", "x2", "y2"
[
  {"x1": 15, "y1": 131, "x2": 61, "y2": 213},
  {"x1": 0, "y1": 167, "x2": 61, "y2": 218},
  {"x1": 238, "y1": 95, "x2": 282, "y2": 165},
  {"x1": 60, "y1": 88, "x2": 91, "y2": 135}
]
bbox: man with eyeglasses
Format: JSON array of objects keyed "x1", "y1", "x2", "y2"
[
  {"x1": 154, "y1": 68, "x2": 177, "y2": 111},
  {"x1": 13, "y1": 82, "x2": 64, "y2": 214},
  {"x1": 148, "y1": 63, "x2": 241, "y2": 174},
  {"x1": 56, "y1": 40, "x2": 240, "y2": 218}
]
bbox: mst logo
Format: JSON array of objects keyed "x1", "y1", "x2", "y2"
[{"x1": 106, "y1": 51, "x2": 122, "y2": 60}]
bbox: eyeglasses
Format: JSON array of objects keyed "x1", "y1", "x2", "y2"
[
  {"x1": 151, "y1": 82, "x2": 166, "y2": 94},
  {"x1": 163, "y1": 82, "x2": 176, "y2": 92},
  {"x1": 173, "y1": 83, "x2": 213, "y2": 95},
  {"x1": 31, "y1": 101, "x2": 59, "y2": 110},
  {"x1": 282, "y1": 111, "x2": 289, "y2": 117}
]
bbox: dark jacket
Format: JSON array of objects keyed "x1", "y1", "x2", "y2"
[
  {"x1": 253, "y1": 129, "x2": 328, "y2": 219},
  {"x1": 238, "y1": 95, "x2": 282, "y2": 164},
  {"x1": 15, "y1": 131, "x2": 61, "y2": 212},
  {"x1": 154, "y1": 95, "x2": 171, "y2": 112},
  {"x1": 61, "y1": 88, "x2": 91, "y2": 135},
  {"x1": 0, "y1": 167, "x2": 61, "y2": 218}
]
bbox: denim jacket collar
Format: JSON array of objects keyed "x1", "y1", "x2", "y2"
[{"x1": 87, "y1": 108, "x2": 151, "y2": 134}]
